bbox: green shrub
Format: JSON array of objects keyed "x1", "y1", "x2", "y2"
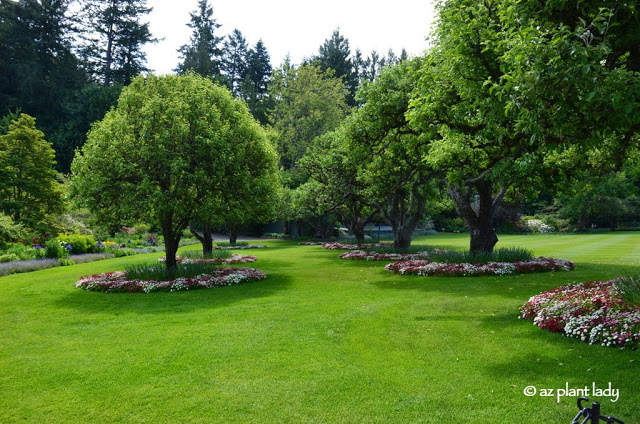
[
  {"x1": 125, "y1": 262, "x2": 221, "y2": 281},
  {"x1": 616, "y1": 277, "x2": 640, "y2": 306},
  {"x1": 59, "y1": 258, "x2": 75, "y2": 266},
  {"x1": 216, "y1": 241, "x2": 249, "y2": 247},
  {"x1": 111, "y1": 248, "x2": 136, "y2": 258},
  {"x1": 56, "y1": 233, "x2": 96, "y2": 254},
  {"x1": 45, "y1": 239, "x2": 69, "y2": 259},
  {"x1": 181, "y1": 249, "x2": 232, "y2": 259},
  {"x1": 429, "y1": 247, "x2": 534, "y2": 264},
  {"x1": 0, "y1": 253, "x2": 20, "y2": 263},
  {"x1": 6, "y1": 243, "x2": 36, "y2": 260}
]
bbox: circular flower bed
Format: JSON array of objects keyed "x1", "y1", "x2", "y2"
[
  {"x1": 385, "y1": 257, "x2": 575, "y2": 277},
  {"x1": 340, "y1": 250, "x2": 428, "y2": 261},
  {"x1": 323, "y1": 242, "x2": 394, "y2": 250},
  {"x1": 339, "y1": 248, "x2": 452, "y2": 262},
  {"x1": 75, "y1": 267, "x2": 266, "y2": 293},
  {"x1": 213, "y1": 244, "x2": 266, "y2": 250},
  {"x1": 520, "y1": 279, "x2": 640, "y2": 349},
  {"x1": 158, "y1": 254, "x2": 257, "y2": 264}
]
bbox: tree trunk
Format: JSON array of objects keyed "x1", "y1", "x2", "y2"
[
  {"x1": 449, "y1": 180, "x2": 505, "y2": 254},
  {"x1": 393, "y1": 225, "x2": 413, "y2": 249},
  {"x1": 190, "y1": 224, "x2": 213, "y2": 256},
  {"x1": 469, "y1": 225, "x2": 498, "y2": 253},
  {"x1": 162, "y1": 227, "x2": 181, "y2": 271},
  {"x1": 229, "y1": 229, "x2": 239, "y2": 245}
]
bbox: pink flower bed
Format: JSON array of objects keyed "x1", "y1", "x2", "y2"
[
  {"x1": 339, "y1": 250, "x2": 428, "y2": 261},
  {"x1": 323, "y1": 242, "x2": 394, "y2": 250},
  {"x1": 385, "y1": 257, "x2": 575, "y2": 277},
  {"x1": 75, "y1": 267, "x2": 266, "y2": 293},
  {"x1": 213, "y1": 244, "x2": 266, "y2": 250},
  {"x1": 520, "y1": 279, "x2": 640, "y2": 349},
  {"x1": 339, "y1": 248, "x2": 452, "y2": 262},
  {"x1": 158, "y1": 254, "x2": 257, "y2": 264}
]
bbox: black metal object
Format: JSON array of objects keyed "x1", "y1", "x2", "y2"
[{"x1": 571, "y1": 397, "x2": 625, "y2": 424}]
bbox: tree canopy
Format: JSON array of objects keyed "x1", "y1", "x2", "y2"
[{"x1": 71, "y1": 74, "x2": 279, "y2": 269}]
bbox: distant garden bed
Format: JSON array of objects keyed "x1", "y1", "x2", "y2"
[
  {"x1": 213, "y1": 243, "x2": 266, "y2": 250},
  {"x1": 159, "y1": 254, "x2": 257, "y2": 265},
  {"x1": 520, "y1": 278, "x2": 640, "y2": 349},
  {"x1": 322, "y1": 242, "x2": 394, "y2": 250},
  {"x1": 385, "y1": 257, "x2": 575, "y2": 277},
  {"x1": 75, "y1": 266, "x2": 267, "y2": 293}
]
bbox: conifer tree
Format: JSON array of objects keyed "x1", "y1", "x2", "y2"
[
  {"x1": 314, "y1": 29, "x2": 357, "y2": 105},
  {"x1": 221, "y1": 29, "x2": 249, "y2": 96},
  {"x1": 176, "y1": 0, "x2": 224, "y2": 83},
  {"x1": 78, "y1": 0, "x2": 155, "y2": 86},
  {"x1": 242, "y1": 39, "x2": 272, "y2": 124}
]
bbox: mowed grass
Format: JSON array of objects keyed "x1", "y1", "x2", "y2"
[{"x1": 0, "y1": 233, "x2": 639, "y2": 423}]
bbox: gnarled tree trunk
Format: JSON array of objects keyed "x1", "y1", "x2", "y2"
[
  {"x1": 190, "y1": 223, "x2": 213, "y2": 255},
  {"x1": 449, "y1": 179, "x2": 506, "y2": 253},
  {"x1": 162, "y1": 217, "x2": 187, "y2": 271}
]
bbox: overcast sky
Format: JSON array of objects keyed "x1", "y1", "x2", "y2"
[{"x1": 143, "y1": 0, "x2": 437, "y2": 75}]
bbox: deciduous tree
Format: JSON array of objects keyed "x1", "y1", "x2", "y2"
[{"x1": 71, "y1": 74, "x2": 278, "y2": 269}]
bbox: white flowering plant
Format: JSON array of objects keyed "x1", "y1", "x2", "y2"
[
  {"x1": 520, "y1": 279, "x2": 640, "y2": 349},
  {"x1": 75, "y1": 267, "x2": 267, "y2": 293},
  {"x1": 385, "y1": 257, "x2": 574, "y2": 277}
]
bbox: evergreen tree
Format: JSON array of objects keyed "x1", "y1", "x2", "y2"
[
  {"x1": 176, "y1": 0, "x2": 224, "y2": 83},
  {"x1": 221, "y1": 29, "x2": 248, "y2": 96},
  {"x1": 0, "y1": 0, "x2": 87, "y2": 172},
  {"x1": 78, "y1": 0, "x2": 155, "y2": 86},
  {"x1": 314, "y1": 29, "x2": 357, "y2": 105},
  {"x1": 242, "y1": 39, "x2": 272, "y2": 125},
  {"x1": 0, "y1": 114, "x2": 65, "y2": 235}
]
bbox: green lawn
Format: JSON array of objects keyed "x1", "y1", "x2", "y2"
[{"x1": 1, "y1": 233, "x2": 639, "y2": 423}]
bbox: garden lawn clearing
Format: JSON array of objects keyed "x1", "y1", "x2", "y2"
[{"x1": 1, "y1": 233, "x2": 639, "y2": 423}]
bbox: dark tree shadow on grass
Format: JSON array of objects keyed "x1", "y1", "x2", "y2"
[
  {"x1": 366, "y1": 263, "x2": 640, "y2": 301},
  {"x1": 55, "y1": 272, "x2": 293, "y2": 315}
]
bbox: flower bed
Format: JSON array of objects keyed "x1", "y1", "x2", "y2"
[
  {"x1": 339, "y1": 250, "x2": 428, "y2": 261},
  {"x1": 213, "y1": 244, "x2": 266, "y2": 250},
  {"x1": 339, "y1": 248, "x2": 452, "y2": 262},
  {"x1": 520, "y1": 279, "x2": 640, "y2": 349},
  {"x1": 158, "y1": 254, "x2": 257, "y2": 265},
  {"x1": 385, "y1": 257, "x2": 575, "y2": 277},
  {"x1": 75, "y1": 267, "x2": 267, "y2": 293},
  {"x1": 322, "y1": 242, "x2": 394, "y2": 250},
  {"x1": 298, "y1": 241, "x2": 325, "y2": 246}
]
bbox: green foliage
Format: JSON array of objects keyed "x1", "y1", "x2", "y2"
[
  {"x1": 56, "y1": 233, "x2": 97, "y2": 254},
  {"x1": 0, "y1": 114, "x2": 65, "y2": 235},
  {"x1": 428, "y1": 247, "x2": 534, "y2": 264},
  {"x1": 78, "y1": 0, "x2": 155, "y2": 86},
  {"x1": 58, "y1": 258, "x2": 74, "y2": 266},
  {"x1": 312, "y1": 29, "x2": 358, "y2": 105},
  {"x1": 125, "y1": 261, "x2": 222, "y2": 281},
  {"x1": 268, "y1": 63, "x2": 348, "y2": 169},
  {"x1": 71, "y1": 73, "x2": 278, "y2": 270},
  {"x1": 216, "y1": 242, "x2": 249, "y2": 247},
  {"x1": 0, "y1": 213, "x2": 25, "y2": 247},
  {"x1": 616, "y1": 277, "x2": 640, "y2": 306},
  {"x1": 111, "y1": 248, "x2": 137, "y2": 258},
  {"x1": 0, "y1": 253, "x2": 20, "y2": 263},
  {"x1": 180, "y1": 249, "x2": 231, "y2": 259},
  {"x1": 176, "y1": 0, "x2": 224, "y2": 82},
  {"x1": 44, "y1": 239, "x2": 69, "y2": 259}
]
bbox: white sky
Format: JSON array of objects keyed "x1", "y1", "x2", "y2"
[{"x1": 143, "y1": 0, "x2": 437, "y2": 74}]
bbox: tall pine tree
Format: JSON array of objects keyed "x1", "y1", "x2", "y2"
[
  {"x1": 176, "y1": 0, "x2": 224, "y2": 83},
  {"x1": 78, "y1": 0, "x2": 155, "y2": 86},
  {"x1": 314, "y1": 29, "x2": 357, "y2": 105},
  {"x1": 221, "y1": 29, "x2": 248, "y2": 96},
  {"x1": 0, "y1": 0, "x2": 87, "y2": 172},
  {"x1": 241, "y1": 39, "x2": 272, "y2": 124}
]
